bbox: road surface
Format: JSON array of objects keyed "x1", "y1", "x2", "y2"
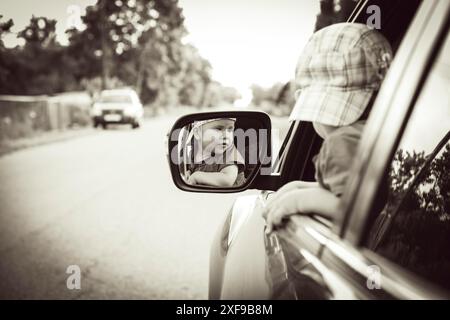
[{"x1": 0, "y1": 115, "x2": 260, "y2": 299}]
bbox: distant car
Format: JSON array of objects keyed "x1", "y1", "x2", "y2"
[
  {"x1": 91, "y1": 88, "x2": 144, "y2": 129},
  {"x1": 167, "y1": 0, "x2": 450, "y2": 299}
]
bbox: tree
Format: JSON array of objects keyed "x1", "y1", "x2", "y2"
[
  {"x1": 18, "y1": 16, "x2": 58, "y2": 47},
  {"x1": 314, "y1": 0, "x2": 358, "y2": 31},
  {"x1": 250, "y1": 82, "x2": 294, "y2": 115},
  {"x1": 0, "y1": 1, "x2": 239, "y2": 109},
  {"x1": 66, "y1": 0, "x2": 185, "y2": 91},
  {"x1": 0, "y1": 16, "x2": 15, "y2": 91},
  {"x1": 220, "y1": 86, "x2": 241, "y2": 105},
  {"x1": 178, "y1": 45, "x2": 212, "y2": 107},
  {"x1": 0, "y1": 15, "x2": 14, "y2": 48},
  {"x1": 0, "y1": 16, "x2": 78, "y2": 95},
  {"x1": 372, "y1": 142, "x2": 450, "y2": 287}
]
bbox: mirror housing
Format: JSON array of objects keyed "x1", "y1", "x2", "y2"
[{"x1": 166, "y1": 111, "x2": 272, "y2": 193}]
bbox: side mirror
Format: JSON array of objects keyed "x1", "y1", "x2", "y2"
[{"x1": 166, "y1": 111, "x2": 272, "y2": 193}]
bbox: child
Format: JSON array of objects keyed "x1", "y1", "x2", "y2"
[
  {"x1": 184, "y1": 118, "x2": 245, "y2": 187},
  {"x1": 263, "y1": 23, "x2": 393, "y2": 232}
]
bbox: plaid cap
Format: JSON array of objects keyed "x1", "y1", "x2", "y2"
[
  {"x1": 289, "y1": 23, "x2": 393, "y2": 126},
  {"x1": 192, "y1": 118, "x2": 236, "y2": 131}
]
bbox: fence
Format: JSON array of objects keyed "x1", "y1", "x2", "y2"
[{"x1": 0, "y1": 93, "x2": 92, "y2": 141}]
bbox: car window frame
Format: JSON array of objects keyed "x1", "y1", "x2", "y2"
[{"x1": 271, "y1": 121, "x2": 296, "y2": 175}]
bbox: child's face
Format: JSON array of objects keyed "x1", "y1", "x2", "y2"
[{"x1": 199, "y1": 119, "x2": 235, "y2": 155}]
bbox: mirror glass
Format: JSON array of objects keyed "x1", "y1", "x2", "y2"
[{"x1": 173, "y1": 117, "x2": 267, "y2": 188}]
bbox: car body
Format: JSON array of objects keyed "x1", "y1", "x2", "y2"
[
  {"x1": 91, "y1": 88, "x2": 144, "y2": 129},
  {"x1": 168, "y1": 0, "x2": 450, "y2": 299}
]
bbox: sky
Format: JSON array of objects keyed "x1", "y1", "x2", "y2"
[{"x1": 1, "y1": 0, "x2": 319, "y2": 96}]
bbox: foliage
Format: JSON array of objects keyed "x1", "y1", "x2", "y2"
[
  {"x1": 375, "y1": 143, "x2": 450, "y2": 287},
  {"x1": 0, "y1": 1, "x2": 238, "y2": 108},
  {"x1": 314, "y1": 0, "x2": 357, "y2": 32},
  {"x1": 250, "y1": 82, "x2": 295, "y2": 116}
]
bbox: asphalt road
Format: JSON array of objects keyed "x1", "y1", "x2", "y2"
[
  {"x1": 0, "y1": 113, "x2": 289, "y2": 299},
  {"x1": 0, "y1": 115, "x2": 259, "y2": 299}
]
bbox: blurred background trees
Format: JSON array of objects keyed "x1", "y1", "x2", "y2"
[
  {"x1": 0, "y1": 0, "x2": 361, "y2": 113},
  {"x1": 370, "y1": 144, "x2": 450, "y2": 285},
  {"x1": 314, "y1": 0, "x2": 357, "y2": 31},
  {"x1": 0, "y1": 0, "x2": 239, "y2": 109}
]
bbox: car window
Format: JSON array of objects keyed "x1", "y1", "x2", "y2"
[
  {"x1": 364, "y1": 29, "x2": 450, "y2": 291},
  {"x1": 100, "y1": 95, "x2": 132, "y2": 103}
]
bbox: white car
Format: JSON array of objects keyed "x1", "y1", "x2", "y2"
[{"x1": 91, "y1": 89, "x2": 144, "y2": 129}]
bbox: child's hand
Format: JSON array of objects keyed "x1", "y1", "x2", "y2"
[
  {"x1": 264, "y1": 181, "x2": 302, "y2": 212},
  {"x1": 187, "y1": 171, "x2": 200, "y2": 185},
  {"x1": 263, "y1": 181, "x2": 318, "y2": 218},
  {"x1": 263, "y1": 187, "x2": 341, "y2": 233},
  {"x1": 263, "y1": 189, "x2": 303, "y2": 233}
]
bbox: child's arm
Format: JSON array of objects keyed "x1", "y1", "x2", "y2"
[
  {"x1": 263, "y1": 180, "x2": 320, "y2": 216},
  {"x1": 188, "y1": 165, "x2": 238, "y2": 187},
  {"x1": 263, "y1": 187, "x2": 340, "y2": 233}
]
